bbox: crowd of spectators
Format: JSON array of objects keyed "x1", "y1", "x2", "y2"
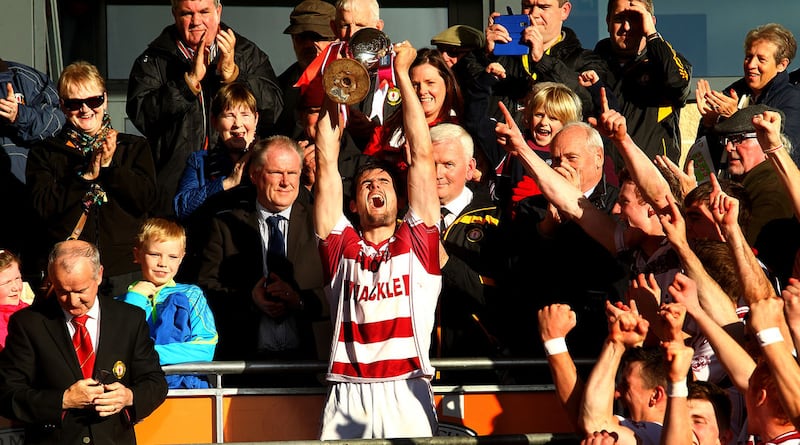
[{"x1": 5, "y1": 0, "x2": 800, "y2": 441}]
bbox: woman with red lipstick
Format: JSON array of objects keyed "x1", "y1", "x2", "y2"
[
  {"x1": 174, "y1": 82, "x2": 259, "y2": 220},
  {"x1": 26, "y1": 61, "x2": 156, "y2": 298},
  {"x1": 696, "y1": 23, "x2": 800, "y2": 168}
]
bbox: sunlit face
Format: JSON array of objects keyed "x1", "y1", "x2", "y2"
[
  {"x1": 724, "y1": 135, "x2": 765, "y2": 177},
  {"x1": 530, "y1": 105, "x2": 565, "y2": 147},
  {"x1": 351, "y1": 168, "x2": 398, "y2": 229},
  {"x1": 688, "y1": 398, "x2": 723, "y2": 445},
  {"x1": 215, "y1": 105, "x2": 258, "y2": 152},
  {"x1": 433, "y1": 139, "x2": 476, "y2": 205},
  {"x1": 52, "y1": 257, "x2": 101, "y2": 318},
  {"x1": 685, "y1": 202, "x2": 723, "y2": 242},
  {"x1": 250, "y1": 145, "x2": 302, "y2": 212},
  {"x1": 62, "y1": 83, "x2": 106, "y2": 136},
  {"x1": 332, "y1": 0, "x2": 383, "y2": 41},
  {"x1": 292, "y1": 33, "x2": 333, "y2": 68},
  {"x1": 613, "y1": 181, "x2": 655, "y2": 232},
  {"x1": 615, "y1": 361, "x2": 654, "y2": 422},
  {"x1": 411, "y1": 64, "x2": 447, "y2": 124},
  {"x1": 551, "y1": 126, "x2": 603, "y2": 193},
  {"x1": 606, "y1": 0, "x2": 648, "y2": 56},
  {"x1": 0, "y1": 263, "x2": 23, "y2": 305},
  {"x1": 134, "y1": 238, "x2": 185, "y2": 288},
  {"x1": 744, "y1": 39, "x2": 787, "y2": 95},
  {"x1": 173, "y1": 0, "x2": 221, "y2": 48},
  {"x1": 520, "y1": 0, "x2": 571, "y2": 47}
]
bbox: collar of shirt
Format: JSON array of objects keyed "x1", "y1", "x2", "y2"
[
  {"x1": 63, "y1": 297, "x2": 101, "y2": 353},
  {"x1": 584, "y1": 183, "x2": 597, "y2": 199},
  {"x1": 442, "y1": 186, "x2": 473, "y2": 228}
]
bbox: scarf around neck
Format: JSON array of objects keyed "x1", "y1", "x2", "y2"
[{"x1": 64, "y1": 113, "x2": 113, "y2": 157}]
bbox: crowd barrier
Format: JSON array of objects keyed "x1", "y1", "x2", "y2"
[{"x1": 0, "y1": 358, "x2": 596, "y2": 444}]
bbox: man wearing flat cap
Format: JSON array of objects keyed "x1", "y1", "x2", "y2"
[
  {"x1": 431, "y1": 25, "x2": 486, "y2": 69},
  {"x1": 275, "y1": 0, "x2": 336, "y2": 138},
  {"x1": 715, "y1": 104, "x2": 793, "y2": 245}
]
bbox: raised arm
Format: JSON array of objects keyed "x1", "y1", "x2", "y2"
[
  {"x1": 539, "y1": 304, "x2": 583, "y2": 430},
  {"x1": 313, "y1": 96, "x2": 345, "y2": 239},
  {"x1": 396, "y1": 42, "x2": 439, "y2": 226},
  {"x1": 660, "y1": 338, "x2": 695, "y2": 445},
  {"x1": 754, "y1": 110, "x2": 800, "y2": 220},
  {"x1": 658, "y1": 193, "x2": 738, "y2": 325},
  {"x1": 495, "y1": 102, "x2": 617, "y2": 252},
  {"x1": 592, "y1": 88, "x2": 673, "y2": 211},
  {"x1": 747, "y1": 295, "x2": 800, "y2": 427},
  {"x1": 668, "y1": 273, "x2": 755, "y2": 393},
  {"x1": 711, "y1": 175, "x2": 776, "y2": 304},
  {"x1": 580, "y1": 300, "x2": 648, "y2": 443}
]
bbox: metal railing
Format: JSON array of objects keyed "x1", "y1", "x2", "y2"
[{"x1": 161, "y1": 357, "x2": 596, "y2": 444}]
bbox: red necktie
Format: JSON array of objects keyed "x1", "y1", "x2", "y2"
[{"x1": 71, "y1": 315, "x2": 95, "y2": 379}]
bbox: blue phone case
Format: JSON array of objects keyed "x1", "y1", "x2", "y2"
[{"x1": 493, "y1": 14, "x2": 530, "y2": 56}]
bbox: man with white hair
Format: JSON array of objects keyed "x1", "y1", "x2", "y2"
[
  {"x1": 331, "y1": 0, "x2": 383, "y2": 42},
  {"x1": 431, "y1": 124, "x2": 504, "y2": 373}
]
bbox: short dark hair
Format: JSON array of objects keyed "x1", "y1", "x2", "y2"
[
  {"x1": 620, "y1": 346, "x2": 668, "y2": 390},
  {"x1": 350, "y1": 157, "x2": 400, "y2": 204},
  {"x1": 688, "y1": 381, "x2": 732, "y2": 436},
  {"x1": 691, "y1": 240, "x2": 742, "y2": 304},
  {"x1": 684, "y1": 179, "x2": 752, "y2": 235},
  {"x1": 210, "y1": 82, "x2": 257, "y2": 118},
  {"x1": 606, "y1": 0, "x2": 654, "y2": 20}
]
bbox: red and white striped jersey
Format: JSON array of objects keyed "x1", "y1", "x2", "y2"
[{"x1": 319, "y1": 211, "x2": 441, "y2": 383}]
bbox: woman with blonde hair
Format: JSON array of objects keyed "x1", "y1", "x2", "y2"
[{"x1": 27, "y1": 61, "x2": 156, "y2": 297}]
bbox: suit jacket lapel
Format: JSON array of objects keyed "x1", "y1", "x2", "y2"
[
  {"x1": 287, "y1": 201, "x2": 309, "y2": 262},
  {"x1": 95, "y1": 298, "x2": 117, "y2": 376},
  {"x1": 41, "y1": 299, "x2": 83, "y2": 381}
]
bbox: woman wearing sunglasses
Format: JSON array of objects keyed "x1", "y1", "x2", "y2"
[{"x1": 26, "y1": 61, "x2": 156, "y2": 298}]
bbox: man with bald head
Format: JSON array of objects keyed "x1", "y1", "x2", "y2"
[
  {"x1": 504, "y1": 122, "x2": 626, "y2": 358},
  {"x1": 0, "y1": 240, "x2": 167, "y2": 445}
]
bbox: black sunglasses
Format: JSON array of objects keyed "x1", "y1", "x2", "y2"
[
  {"x1": 436, "y1": 45, "x2": 470, "y2": 58},
  {"x1": 62, "y1": 95, "x2": 105, "y2": 111},
  {"x1": 719, "y1": 132, "x2": 757, "y2": 147}
]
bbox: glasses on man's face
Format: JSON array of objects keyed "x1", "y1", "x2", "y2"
[
  {"x1": 436, "y1": 45, "x2": 469, "y2": 58},
  {"x1": 62, "y1": 95, "x2": 105, "y2": 111},
  {"x1": 719, "y1": 132, "x2": 757, "y2": 147}
]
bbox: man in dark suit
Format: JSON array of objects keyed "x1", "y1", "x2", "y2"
[
  {"x1": 0, "y1": 240, "x2": 167, "y2": 445},
  {"x1": 198, "y1": 136, "x2": 325, "y2": 364}
]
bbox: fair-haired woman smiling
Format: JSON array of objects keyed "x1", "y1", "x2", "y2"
[{"x1": 26, "y1": 61, "x2": 156, "y2": 297}]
